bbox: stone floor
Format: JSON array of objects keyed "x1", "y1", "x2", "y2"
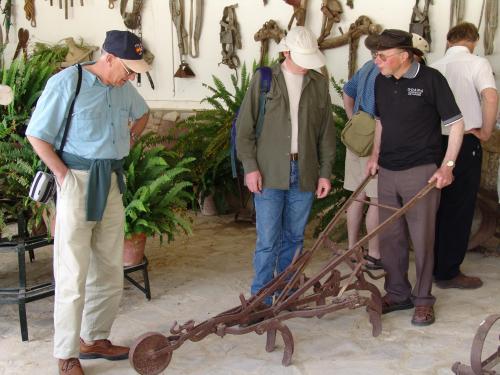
[{"x1": 0, "y1": 214, "x2": 499, "y2": 375}]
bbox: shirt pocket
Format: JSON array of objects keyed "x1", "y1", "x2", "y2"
[
  {"x1": 72, "y1": 110, "x2": 105, "y2": 141},
  {"x1": 303, "y1": 95, "x2": 326, "y2": 129},
  {"x1": 264, "y1": 85, "x2": 282, "y2": 112}
]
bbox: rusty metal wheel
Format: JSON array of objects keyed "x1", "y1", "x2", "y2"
[
  {"x1": 129, "y1": 332, "x2": 173, "y2": 375},
  {"x1": 470, "y1": 314, "x2": 500, "y2": 374}
]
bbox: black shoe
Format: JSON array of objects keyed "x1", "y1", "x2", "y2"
[
  {"x1": 364, "y1": 255, "x2": 383, "y2": 270},
  {"x1": 381, "y1": 296, "x2": 414, "y2": 314}
]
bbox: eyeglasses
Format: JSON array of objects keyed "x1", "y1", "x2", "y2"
[
  {"x1": 118, "y1": 58, "x2": 135, "y2": 77},
  {"x1": 371, "y1": 50, "x2": 404, "y2": 62}
]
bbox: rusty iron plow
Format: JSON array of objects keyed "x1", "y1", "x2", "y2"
[
  {"x1": 129, "y1": 175, "x2": 437, "y2": 374},
  {"x1": 452, "y1": 313, "x2": 500, "y2": 374}
]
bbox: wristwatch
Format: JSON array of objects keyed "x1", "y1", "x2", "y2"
[{"x1": 444, "y1": 160, "x2": 455, "y2": 168}]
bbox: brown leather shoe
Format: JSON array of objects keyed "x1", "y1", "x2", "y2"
[
  {"x1": 79, "y1": 338, "x2": 129, "y2": 361},
  {"x1": 411, "y1": 305, "x2": 435, "y2": 326},
  {"x1": 58, "y1": 358, "x2": 84, "y2": 375},
  {"x1": 435, "y1": 272, "x2": 483, "y2": 289}
]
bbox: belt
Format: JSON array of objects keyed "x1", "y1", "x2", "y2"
[{"x1": 290, "y1": 153, "x2": 298, "y2": 161}]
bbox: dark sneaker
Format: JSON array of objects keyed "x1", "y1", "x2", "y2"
[
  {"x1": 364, "y1": 255, "x2": 383, "y2": 270},
  {"x1": 79, "y1": 338, "x2": 129, "y2": 361},
  {"x1": 381, "y1": 295, "x2": 414, "y2": 314},
  {"x1": 58, "y1": 358, "x2": 84, "y2": 375},
  {"x1": 411, "y1": 305, "x2": 435, "y2": 326},
  {"x1": 435, "y1": 272, "x2": 483, "y2": 289}
]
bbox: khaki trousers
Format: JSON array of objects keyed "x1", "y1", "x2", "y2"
[
  {"x1": 378, "y1": 164, "x2": 440, "y2": 307},
  {"x1": 53, "y1": 169, "x2": 124, "y2": 359}
]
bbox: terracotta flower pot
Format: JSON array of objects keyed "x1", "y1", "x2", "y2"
[
  {"x1": 123, "y1": 233, "x2": 147, "y2": 266},
  {"x1": 200, "y1": 193, "x2": 217, "y2": 216}
]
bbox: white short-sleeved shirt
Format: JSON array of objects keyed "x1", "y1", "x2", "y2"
[{"x1": 431, "y1": 45, "x2": 497, "y2": 135}]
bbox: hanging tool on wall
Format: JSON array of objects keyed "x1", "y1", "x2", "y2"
[
  {"x1": 449, "y1": 0, "x2": 465, "y2": 28},
  {"x1": 318, "y1": 0, "x2": 343, "y2": 45},
  {"x1": 13, "y1": 28, "x2": 29, "y2": 60},
  {"x1": 219, "y1": 4, "x2": 241, "y2": 70},
  {"x1": 170, "y1": 0, "x2": 195, "y2": 77},
  {"x1": 319, "y1": 15, "x2": 381, "y2": 79},
  {"x1": 119, "y1": 0, "x2": 155, "y2": 88},
  {"x1": 120, "y1": 0, "x2": 144, "y2": 30},
  {"x1": 188, "y1": 0, "x2": 203, "y2": 58},
  {"x1": 59, "y1": 37, "x2": 98, "y2": 68},
  {"x1": 24, "y1": 0, "x2": 37, "y2": 27},
  {"x1": 254, "y1": 20, "x2": 285, "y2": 67},
  {"x1": 0, "y1": 25, "x2": 3, "y2": 60},
  {"x1": 409, "y1": 0, "x2": 432, "y2": 51},
  {"x1": 47, "y1": 0, "x2": 84, "y2": 19},
  {"x1": 285, "y1": 0, "x2": 307, "y2": 30},
  {"x1": 1, "y1": 0, "x2": 12, "y2": 43}
]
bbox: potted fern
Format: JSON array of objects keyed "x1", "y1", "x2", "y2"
[
  {"x1": 171, "y1": 61, "x2": 271, "y2": 214},
  {"x1": 0, "y1": 53, "x2": 57, "y2": 236},
  {"x1": 123, "y1": 133, "x2": 194, "y2": 265}
]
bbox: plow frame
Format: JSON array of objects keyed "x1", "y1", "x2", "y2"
[{"x1": 129, "y1": 175, "x2": 437, "y2": 375}]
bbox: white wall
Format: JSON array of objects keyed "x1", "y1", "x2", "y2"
[{"x1": 5, "y1": 0, "x2": 499, "y2": 109}]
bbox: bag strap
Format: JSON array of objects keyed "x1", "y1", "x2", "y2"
[
  {"x1": 255, "y1": 66, "x2": 272, "y2": 139},
  {"x1": 57, "y1": 64, "x2": 83, "y2": 155},
  {"x1": 230, "y1": 66, "x2": 272, "y2": 178}
]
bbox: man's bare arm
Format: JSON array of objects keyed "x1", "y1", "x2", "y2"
[
  {"x1": 343, "y1": 93, "x2": 355, "y2": 119},
  {"x1": 429, "y1": 119, "x2": 464, "y2": 188},
  {"x1": 366, "y1": 119, "x2": 382, "y2": 176},
  {"x1": 27, "y1": 136, "x2": 68, "y2": 185},
  {"x1": 470, "y1": 88, "x2": 498, "y2": 141},
  {"x1": 130, "y1": 112, "x2": 150, "y2": 145}
]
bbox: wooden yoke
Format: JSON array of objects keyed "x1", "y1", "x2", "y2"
[
  {"x1": 254, "y1": 20, "x2": 286, "y2": 67},
  {"x1": 285, "y1": 0, "x2": 308, "y2": 30},
  {"x1": 319, "y1": 15, "x2": 381, "y2": 79},
  {"x1": 318, "y1": 0, "x2": 343, "y2": 45}
]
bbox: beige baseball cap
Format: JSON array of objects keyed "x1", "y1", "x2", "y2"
[{"x1": 278, "y1": 26, "x2": 326, "y2": 69}]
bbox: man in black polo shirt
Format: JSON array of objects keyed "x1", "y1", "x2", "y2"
[{"x1": 366, "y1": 29, "x2": 464, "y2": 326}]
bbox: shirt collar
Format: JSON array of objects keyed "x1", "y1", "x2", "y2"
[
  {"x1": 402, "y1": 61, "x2": 420, "y2": 79},
  {"x1": 446, "y1": 45, "x2": 470, "y2": 55},
  {"x1": 78, "y1": 61, "x2": 99, "y2": 86}
]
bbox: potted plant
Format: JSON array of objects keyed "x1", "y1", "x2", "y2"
[
  {"x1": 170, "y1": 61, "x2": 274, "y2": 215},
  {"x1": 0, "y1": 53, "x2": 58, "y2": 237},
  {"x1": 123, "y1": 132, "x2": 195, "y2": 265}
]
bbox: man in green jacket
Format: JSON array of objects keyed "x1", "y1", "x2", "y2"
[{"x1": 236, "y1": 26, "x2": 336, "y2": 306}]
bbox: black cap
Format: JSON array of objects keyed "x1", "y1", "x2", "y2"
[
  {"x1": 102, "y1": 30, "x2": 150, "y2": 73},
  {"x1": 370, "y1": 29, "x2": 423, "y2": 56}
]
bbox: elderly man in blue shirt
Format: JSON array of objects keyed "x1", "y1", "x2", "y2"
[
  {"x1": 26, "y1": 30, "x2": 150, "y2": 375},
  {"x1": 342, "y1": 35, "x2": 381, "y2": 270}
]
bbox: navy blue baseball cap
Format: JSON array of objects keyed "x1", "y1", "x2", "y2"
[{"x1": 102, "y1": 30, "x2": 150, "y2": 73}]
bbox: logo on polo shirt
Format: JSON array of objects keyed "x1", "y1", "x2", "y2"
[{"x1": 407, "y1": 88, "x2": 423, "y2": 96}]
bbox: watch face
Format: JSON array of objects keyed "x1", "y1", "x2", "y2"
[{"x1": 446, "y1": 160, "x2": 455, "y2": 167}]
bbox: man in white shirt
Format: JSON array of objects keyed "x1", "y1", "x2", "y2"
[{"x1": 431, "y1": 22, "x2": 498, "y2": 289}]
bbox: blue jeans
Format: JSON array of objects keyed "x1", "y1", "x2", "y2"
[{"x1": 251, "y1": 161, "x2": 314, "y2": 305}]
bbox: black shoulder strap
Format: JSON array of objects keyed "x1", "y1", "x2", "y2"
[{"x1": 57, "y1": 64, "x2": 83, "y2": 154}]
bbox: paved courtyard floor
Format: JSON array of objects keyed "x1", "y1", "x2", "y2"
[{"x1": 0, "y1": 214, "x2": 499, "y2": 375}]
